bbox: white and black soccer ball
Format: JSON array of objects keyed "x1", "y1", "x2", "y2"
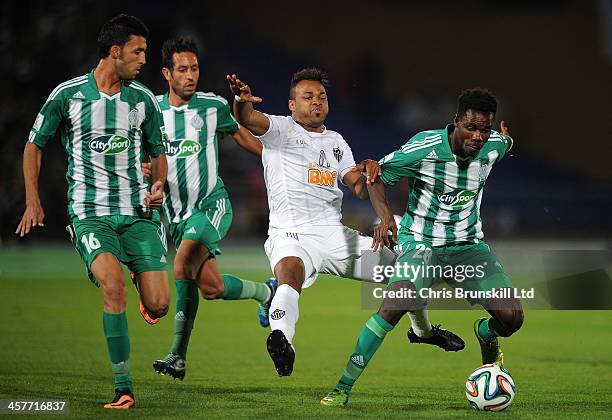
[{"x1": 465, "y1": 364, "x2": 515, "y2": 411}]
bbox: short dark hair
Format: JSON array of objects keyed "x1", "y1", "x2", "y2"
[
  {"x1": 456, "y1": 88, "x2": 497, "y2": 117},
  {"x1": 161, "y1": 37, "x2": 199, "y2": 70},
  {"x1": 289, "y1": 67, "x2": 330, "y2": 99},
  {"x1": 97, "y1": 14, "x2": 149, "y2": 58}
]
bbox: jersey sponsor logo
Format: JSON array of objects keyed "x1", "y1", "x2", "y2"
[
  {"x1": 438, "y1": 189, "x2": 477, "y2": 208},
  {"x1": 270, "y1": 309, "x2": 285, "y2": 320},
  {"x1": 165, "y1": 139, "x2": 202, "y2": 158},
  {"x1": 89, "y1": 135, "x2": 131, "y2": 155},
  {"x1": 308, "y1": 167, "x2": 337, "y2": 187}
]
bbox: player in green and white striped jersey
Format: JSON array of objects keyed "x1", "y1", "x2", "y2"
[
  {"x1": 16, "y1": 15, "x2": 169, "y2": 409},
  {"x1": 322, "y1": 89, "x2": 524, "y2": 407},
  {"x1": 148, "y1": 38, "x2": 274, "y2": 380}
]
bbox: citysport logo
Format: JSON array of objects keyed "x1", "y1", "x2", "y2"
[
  {"x1": 89, "y1": 135, "x2": 131, "y2": 155},
  {"x1": 438, "y1": 189, "x2": 477, "y2": 208},
  {"x1": 165, "y1": 139, "x2": 202, "y2": 158}
]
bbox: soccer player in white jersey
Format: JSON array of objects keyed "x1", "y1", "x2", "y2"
[
  {"x1": 145, "y1": 37, "x2": 275, "y2": 380},
  {"x1": 227, "y1": 68, "x2": 465, "y2": 377},
  {"x1": 16, "y1": 15, "x2": 168, "y2": 409}
]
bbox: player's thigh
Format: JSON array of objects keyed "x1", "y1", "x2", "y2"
[
  {"x1": 321, "y1": 226, "x2": 396, "y2": 282},
  {"x1": 382, "y1": 244, "x2": 433, "y2": 310},
  {"x1": 175, "y1": 202, "x2": 231, "y2": 257},
  {"x1": 264, "y1": 230, "x2": 319, "y2": 289},
  {"x1": 444, "y1": 242, "x2": 514, "y2": 307},
  {"x1": 90, "y1": 252, "x2": 125, "y2": 290},
  {"x1": 68, "y1": 217, "x2": 122, "y2": 287},
  {"x1": 119, "y1": 215, "x2": 168, "y2": 276}
]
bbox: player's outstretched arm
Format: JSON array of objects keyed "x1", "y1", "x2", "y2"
[
  {"x1": 16, "y1": 142, "x2": 45, "y2": 237},
  {"x1": 367, "y1": 179, "x2": 398, "y2": 251},
  {"x1": 226, "y1": 74, "x2": 269, "y2": 136},
  {"x1": 145, "y1": 154, "x2": 167, "y2": 209},
  {"x1": 342, "y1": 159, "x2": 383, "y2": 199},
  {"x1": 231, "y1": 126, "x2": 263, "y2": 157}
]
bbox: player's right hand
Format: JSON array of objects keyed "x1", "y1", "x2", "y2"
[
  {"x1": 15, "y1": 202, "x2": 45, "y2": 237},
  {"x1": 141, "y1": 162, "x2": 152, "y2": 178},
  {"x1": 226, "y1": 74, "x2": 263, "y2": 103},
  {"x1": 371, "y1": 215, "x2": 398, "y2": 251},
  {"x1": 144, "y1": 180, "x2": 164, "y2": 209}
]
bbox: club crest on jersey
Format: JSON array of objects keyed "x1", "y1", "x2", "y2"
[
  {"x1": 165, "y1": 139, "x2": 202, "y2": 158},
  {"x1": 438, "y1": 189, "x2": 477, "y2": 208},
  {"x1": 478, "y1": 163, "x2": 489, "y2": 182},
  {"x1": 191, "y1": 114, "x2": 204, "y2": 131},
  {"x1": 333, "y1": 147, "x2": 343, "y2": 162},
  {"x1": 127, "y1": 108, "x2": 141, "y2": 129},
  {"x1": 89, "y1": 135, "x2": 131, "y2": 155}
]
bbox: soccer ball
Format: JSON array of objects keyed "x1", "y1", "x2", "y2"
[{"x1": 465, "y1": 364, "x2": 515, "y2": 411}]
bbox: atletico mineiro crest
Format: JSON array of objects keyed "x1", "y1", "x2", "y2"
[{"x1": 333, "y1": 147, "x2": 343, "y2": 162}]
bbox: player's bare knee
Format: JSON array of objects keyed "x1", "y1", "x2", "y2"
[
  {"x1": 378, "y1": 281, "x2": 423, "y2": 316},
  {"x1": 378, "y1": 308, "x2": 407, "y2": 326},
  {"x1": 102, "y1": 281, "x2": 127, "y2": 307},
  {"x1": 173, "y1": 266, "x2": 186, "y2": 281},
  {"x1": 275, "y1": 257, "x2": 305, "y2": 292},
  {"x1": 146, "y1": 301, "x2": 169, "y2": 318}
]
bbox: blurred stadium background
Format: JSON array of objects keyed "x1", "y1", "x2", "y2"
[{"x1": 1, "y1": 0, "x2": 612, "y2": 245}]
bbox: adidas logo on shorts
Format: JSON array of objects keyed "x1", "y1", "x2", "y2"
[
  {"x1": 270, "y1": 309, "x2": 286, "y2": 320},
  {"x1": 351, "y1": 354, "x2": 365, "y2": 367}
]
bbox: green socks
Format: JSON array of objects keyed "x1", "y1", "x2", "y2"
[
  {"x1": 103, "y1": 312, "x2": 132, "y2": 391},
  {"x1": 478, "y1": 317, "x2": 504, "y2": 343},
  {"x1": 220, "y1": 274, "x2": 270, "y2": 304},
  {"x1": 170, "y1": 279, "x2": 199, "y2": 358},
  {"x1": 336, "y1": 313, "x2": 394, "y2": 394}
]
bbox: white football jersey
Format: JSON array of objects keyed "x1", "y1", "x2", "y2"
[{"x1": 260, "y1": 114, "x2": 356, "y2": 231}]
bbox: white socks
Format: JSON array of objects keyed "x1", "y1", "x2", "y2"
[
  {"x1": 408, "y1": 308, "x2": 433, "y2": 338},
  {"x1": 269, "y1": 284, "x2": 300, "y2": 343}
]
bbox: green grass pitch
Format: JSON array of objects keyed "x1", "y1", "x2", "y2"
[{"x1": 1, "y1": 246, "x2": 611, "y2": 418}]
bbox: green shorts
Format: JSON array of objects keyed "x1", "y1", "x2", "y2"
[
  {"x1": 167, "y1": 197, "x2": 233, "y2": 255},
  {"x1": 67, "y1": 213, "x2": 168, "y2": 287},
  {"x1": 391, "y1": 241, "x2": 512, "y2": 305}
]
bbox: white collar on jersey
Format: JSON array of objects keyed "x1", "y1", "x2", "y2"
[{"x1": 290, "y1": 117, "x2": 327, "y2": 136}]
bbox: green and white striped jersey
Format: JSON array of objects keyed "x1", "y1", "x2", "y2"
[
  {"x1": 379, "y1": 126, "x2": 513, "y2": 246},
  {"x1": 158, "y1": 92, "x2": 239, "y2": 223},
  {"x1": 29, "y1": 71, "x2": 166, "y2": 221}
]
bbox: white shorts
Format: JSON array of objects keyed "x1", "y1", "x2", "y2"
[{"x1": 264, "y1": 225, "x2": 395, "y2": 288}]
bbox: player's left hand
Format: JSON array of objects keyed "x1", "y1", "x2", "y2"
[
  {"x1": 141, "y1": 162, "x2": 152, "y2": 178},
  {"x1": 371, "y1": 215, "x2": 398, "y2": 251},
  {"x1": 144, "y1": 180, "x2": 164, "y2": 209},
  {"x1": 355, "y1": 159, "x2": 382, "y2": 185},
  {"x1": 500, "y1": 120, "x2": 510, "y2": 137}
]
